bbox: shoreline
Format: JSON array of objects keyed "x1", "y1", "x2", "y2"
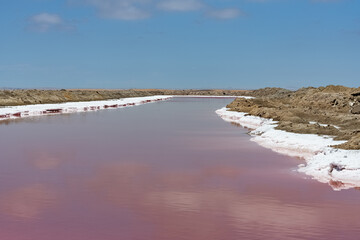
[
  {"x1": 0, "y1": 96, "x2": 172, "y2": 121},
  {"x1": 0, "y1": 95, "x2": 240, "y2": 122},
  {"x1": 216, "y1": 106, "x2": 360, "y2": 191},
  {"x1": 226, "y1": 86, "x2": 360, "y2": 150}
]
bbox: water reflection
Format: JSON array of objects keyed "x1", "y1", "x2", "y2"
[
  {"x1": 0, "y1": 184, "x2": 57, "y2": 219},
  {"x1": 86, "y1": 161, "x2": 347, "y2": 239},
  {"x1": 29, "y1": 152, "x2": 63, "y2": 170},
  {"x1": 26, "y1": 150, "x2": 76, "y2": 170}
]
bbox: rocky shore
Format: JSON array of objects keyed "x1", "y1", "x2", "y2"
[
  {"x1": 0, "y1": 89, "x2": 249, "y2": 107},
  {"x1": 227, "y1": 85, "x2": 360, "y2": 150}
]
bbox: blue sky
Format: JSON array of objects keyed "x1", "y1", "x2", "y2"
[{"x1": 0, "y1": 0, "x2": 359, "y2": 89}]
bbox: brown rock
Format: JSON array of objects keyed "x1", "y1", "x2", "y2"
[
  {"x1": 351, "y1": 92, "x2": 360, "y2": 97},
  {"x1": 351, "y1": 105, "x2": 360, "y2": 114}
]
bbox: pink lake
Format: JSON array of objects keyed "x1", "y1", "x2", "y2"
[{"x1": 0, "y1": 97, "x2": 360, "y2": 240}]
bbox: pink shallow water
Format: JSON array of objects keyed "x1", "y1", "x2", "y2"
[{"x1": 0, "y1": 97, "x2": 360, "y2": 240}]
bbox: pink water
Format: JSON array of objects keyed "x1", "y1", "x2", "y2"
[{"x1": 0, "y1": 97, "x2": 360, "y2": 240}]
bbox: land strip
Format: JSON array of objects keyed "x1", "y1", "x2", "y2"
[{"x1": 0, "y1": 89, "x2": 249, "y2": 107}]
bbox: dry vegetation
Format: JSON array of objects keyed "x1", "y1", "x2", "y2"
[{"x1": 0, "y1": 89, "x2": 249, "y2": 107}]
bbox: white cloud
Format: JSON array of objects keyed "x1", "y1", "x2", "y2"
[
  {"x1": 157, "y1": 0, "x2": 203, "y2": 11},
  {"x1": 311, "y1": 0, "x2": 343, "y2": 2},
  {"x1": 68, "y1": 0, "x2": 348, "y2": 22},
  {"x1": 72, "y1": 0, "x2": 242, "y2": 21},
  {"x1": 81, "y1": 0, "x2": 151, "y2": 20},
  {"x1": 27, "y1": 13, "x2": 75, "y2": 32},
  {"x1": 206, "y1": 8, "x2": 243, "y2": 20},
  {"x1": 247, "y1": 0, "x2": 344, "y2": 2},
  {"x1": 32, "y1": 13, "x2": 63, "y2": 25}
]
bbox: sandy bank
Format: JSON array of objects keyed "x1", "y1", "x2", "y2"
[
  {"x1": 227, "y1": 85, "x2": 360, "y2": 150},
  {"x1": 217, "y1": 86, "x2": 360, "y2": 190}
]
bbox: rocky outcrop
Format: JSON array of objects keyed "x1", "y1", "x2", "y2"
[
  {"x1": 351, "y1": 91, "x2": 360, "y2": 97},
  {"x1": 351, "y1": 105, "x2": 360, "y2": 114}
]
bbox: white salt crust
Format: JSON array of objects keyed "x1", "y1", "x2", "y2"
[
  {"x1": 0, "y1": 96, "x2": 172, "y2": 121},
  {"x1": 216, "y1": 107, "x2": 360, "y2": 191},
  {"x1": 0, "y1": 95, "x2": 246, "y2": 121},
  {"x1": 174, "y1": 95, "x2": 254, "y2": 98}
]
